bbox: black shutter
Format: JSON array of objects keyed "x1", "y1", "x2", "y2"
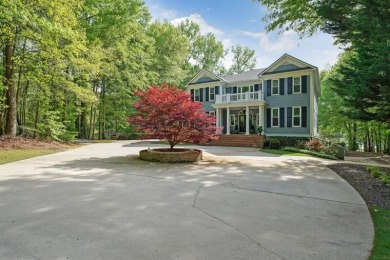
[
  {"x1": 280, "y1": 107, "x2": 285, "y2": 127},
  {"x1": 215, "y1": 86, "x2": 219, "y2": 94},
  {"x1": 233, "y1": 86, "x2": 237, "y2": 94},
  {"x1": 266, "y1": 80, "x2": 271, "y2": 96},
  {"x1": 199, "y1": 88, "x2": 203, "y2": 102},
  {"x1": 254, "y1": 84, "x2": 259, "y2": 92},
  {"x1": 302, "y1": 106, "x2": 307, "y2": 127},
  {"x1": 302, "y1": 75, "x2": 308, "y2": 93},
  {"x1": 205, "y1": 87, "x2": 209, "y2": 101},
  {"x1": 279, "y1": 78, "x2": 285, "y2": 95},
  {"x1": 190, "y1": 89, "x2": 194, "y2": 101},
  {"x1": 287, "y1": 77, "x2": 292, "y2": 94},
  {"x1": 266, "y1": 108, "x2": 271, "y2": 128},
  {"x1": 287, "y1": 107, "x2": 292, "y2": 127}
]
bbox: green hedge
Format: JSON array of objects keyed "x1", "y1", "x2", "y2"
[
  {"x1": 264, "y1": 136, "x2": 310, "y2": 148},
  {"x1": 282, "y1": 147, "x2": 338, "y2": 160}
]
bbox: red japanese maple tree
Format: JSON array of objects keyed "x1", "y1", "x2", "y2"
[{"x1": 129, "y1": 84, "x2": 220, "y2": 150}]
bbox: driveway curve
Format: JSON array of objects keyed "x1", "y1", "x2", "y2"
[{"x1": 0, "y1": 141, "x2": 374, "y2": 259}]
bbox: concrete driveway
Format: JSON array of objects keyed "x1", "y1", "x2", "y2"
[{"x1": 0, "y1": 141, "x2": 373, "y2": 259}]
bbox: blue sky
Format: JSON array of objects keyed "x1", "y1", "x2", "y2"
[{"x1": 144, "y1": 0, "x2": 343, "y2": 71}]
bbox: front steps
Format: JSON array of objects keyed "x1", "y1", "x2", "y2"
[{"x1": 209, "y1": 134, "x2": 265, "y2": 148}]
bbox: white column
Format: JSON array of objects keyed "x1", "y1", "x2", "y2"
[
  {"x1": 245, "y1": 106, "x2": 250, "y2": 135},
  {"x1": 226, "y1": 107, "x2": 231, "y2": 135},
  {"x1": 215, "y1": 108, "x2": 220, "y2": 134},
  {"x1": 260, "y1": 105, "x2": 265, "y2": 128},
  {"x1": 259, "y1": 105, "x2": 262, "y2": 128}
]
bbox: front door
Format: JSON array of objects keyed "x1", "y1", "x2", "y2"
[{"x1": 239, "y1": 115, "x2": 246, "y2": 132}]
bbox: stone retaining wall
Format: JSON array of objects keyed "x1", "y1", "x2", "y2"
[{"x1": 139, "y1": 148, "x2": 202, "y2": 163}]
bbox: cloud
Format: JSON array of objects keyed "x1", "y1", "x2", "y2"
[
  {"x1": 242, "y1": 30, "x2": 298, "y2": 53},
  {"x1": 171, "y1": 13, "x2": 224, "y2": 36},
  {"x1": 160, "y1": 9, "x2": 177, "y2": 20}
]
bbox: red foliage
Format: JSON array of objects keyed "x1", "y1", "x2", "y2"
[
  {"x1": 305, "y1": 138, "x2": 322, "y2": 152},
  {"x1": 129, "y1": 84, "x2": 221, "y2": 149}
]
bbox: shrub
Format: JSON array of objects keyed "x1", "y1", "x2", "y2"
[
  {"x1": 366, "y1": 166, "x2": 390, "y2": 187},
  {"x1": 269, "y1": 138, "x2": 281, "y2": 149},
  {"x1": 305, "y1": 138, "x2": 322, "y2": 152},
  {"x1": 264, "y1": 139, "x2": 270, "y2": 148},
  {"x1": 295, "y1": 140, "x2": 306, "y2": 149},
  {"x1": 267, "y1": 136, "x2": 310, "y2": 147},
  {"x1": 283, "y1": 147, "x2": 338, "y2": 160}
]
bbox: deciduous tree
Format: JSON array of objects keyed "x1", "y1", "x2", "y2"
[{"x1": 129, "y1": 84, "x2": 220, "y2": 150}]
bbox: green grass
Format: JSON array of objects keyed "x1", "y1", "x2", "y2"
[
  {"x1": 260, "y1": 148, "x2": 313, "y2": 157},
  {"x1": 0, "y1": 150, "x2": 58, "y2": 165},
  {"x1": 369, "y1": 207, "x2": 390, "y2": 260}
]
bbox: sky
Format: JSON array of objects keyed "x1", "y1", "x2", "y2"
[{"x1": 143, "y1": 0, "x2": 343, "y2": 71}]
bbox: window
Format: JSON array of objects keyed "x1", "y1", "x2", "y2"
[
  {"x1": 272, "y1": 108, "x2": 279, "y2": 127},
  {"x1": 230, "y1": 114, "x2": 236, "y2": 126},
  {"x1": 194, "y1": 89, "x2": 200, "y2": 101},
  {"x1": 209, "y1": 87, "x2": 215, "y2": 101},
  {"x1": 293, "y1": 107, "x2": 301, "y2": 127},
  {"x1": 293, "y1": 77, "x2": 301, "y2": 93},
  {"x1": 272, "y1": 80, "x2": 279, "y2": 95}
]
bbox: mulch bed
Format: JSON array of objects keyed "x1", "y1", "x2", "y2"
[
  {"x1": 0, "y1": 135, "x2": 73, "y2": 150},
  {"x1": 328, "y1": 164, "x2": 390, "y2": 209}
]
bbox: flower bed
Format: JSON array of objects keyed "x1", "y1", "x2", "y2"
[{"x1": 139, "y1": 148, "x2": 202, "y2": 163}]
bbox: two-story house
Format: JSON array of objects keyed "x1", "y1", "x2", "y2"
[{"x1": 186, "y1": 54, "x2": 320, "y2": 146}]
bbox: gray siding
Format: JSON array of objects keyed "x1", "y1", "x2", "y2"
[
  {"x1": 273, "y1": 64, "x2": 300, "y2": 72},
  {"x1": 264, "y1": 76, "x2": 311, "y2": 136},
  {"x1": 196, "y1": 76, "x2": 214, "y2": 83}
]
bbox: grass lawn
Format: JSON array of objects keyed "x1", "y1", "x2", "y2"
[
  {"x1": 369, "y1": 207, "x2": 390, "y2": 260},
  {"x1": 260, "y1": 148, "x2": 313, "y2": 157},
  {"x1": 0, "y1": 150, "x2": 59, "y2": 165}
]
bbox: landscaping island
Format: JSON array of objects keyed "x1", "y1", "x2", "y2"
[{"x1": 139, "y1": 148, "x2": 202, "y2": 163}]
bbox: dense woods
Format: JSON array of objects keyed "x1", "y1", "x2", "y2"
[{"x1": 0, "y1": 0, "x2": 256, "y2": 141}]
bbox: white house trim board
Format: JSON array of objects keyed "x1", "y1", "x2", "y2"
[
  {"x1": 212, "y1": 101, "x2": 266, "y2": 108},
  {"x1": 186, "y1": 69, "x2": 225, "y2": 87},
  {"x1": 259, "y1": 69, "x2": 314, "y2": 80},
  {"x1": 310, "y1": 70, "x2": 315, "y2": 136},
  {"x1": 259, "y1": 53, "x2": 317, "y2": 76}
]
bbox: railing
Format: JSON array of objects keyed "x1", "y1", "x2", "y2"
[{"x1": 215, "y1": 91, "x2": 264, "y2": 104}]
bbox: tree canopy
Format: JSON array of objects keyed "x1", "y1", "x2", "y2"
[{"x1": 129, "y1": 84, "x2": 219, "y2": 149}]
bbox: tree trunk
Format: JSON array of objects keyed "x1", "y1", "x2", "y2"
[
  {"x1": 352, "y1": 123, "x2": 358, "y2": 151},
  {"x1": 4, "y1": 43, "x2": 17, "y2": 136}
]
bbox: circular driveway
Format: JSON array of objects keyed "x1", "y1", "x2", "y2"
[{"x1": 0, "y1": 141, "x2": 373, "y2": 259}]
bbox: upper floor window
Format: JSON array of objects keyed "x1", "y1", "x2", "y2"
[
  {"x1": 293, "y1": 77, "x2": 301, "y2": 93},
  {"x1": 209, "y1": 87, "x2": 215, "y2": 101},
  {"x1": 272, "y1": 80, "x2": 279, "y2": 95},
  {"x1": 293, "y1": 107, "x2": 301, "y2": 127},
  {"x1": 272, "y1": 108, "x2": 279, "y2": 127},
  {"x1": 194, "y1": 89, "x2": 200, "y2": 102}
]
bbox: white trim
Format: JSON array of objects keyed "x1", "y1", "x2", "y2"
[
  {"x1": 194, "y1": 89, "x2": 200, "y2": 102},
  {"x1": 258, "y1": 53, "x2": 317, "y2": 76},
  {"x1": 293, "y1": 76, "x2": 301, "y2": 94},
  {"x1": 271, "y1": 108, "x2": 279, "y2": 127},
  {"x1": 292, "y1": 106, "x2": 301, "y2": 127},
  {"x1": 186, "y1": 69, "x2": 224, "y2": 87},
  {"x1": 310, "y1": 71, "x2": 315, "y2": 136},
  {"x1": 209, "y1": 86, "x2": 215, "y2": 101},
  {"x1": 230, "y1": 114, "x2": 236, "y2": 126},
  {"x1": 264, "y1": 133, "x2": 311, "y2": 137},
  {"x1": 271, "y1": 79, "x2": 279, "y2": 95}
]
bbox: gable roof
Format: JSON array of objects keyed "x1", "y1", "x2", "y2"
[
  {"x1": 223, "y1": 68, "x2": 266, "y2": 83},
  {"x1": 186, "y1": 68, "x2": 225, "y2": 86},
  {"x1": 258, "y1": 53, "x2": 317, "y2": 76}
]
